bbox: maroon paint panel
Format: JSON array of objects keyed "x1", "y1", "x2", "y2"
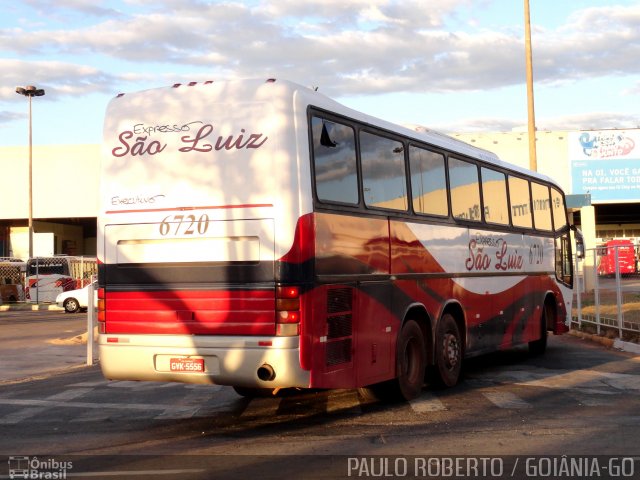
[{"x1": 305, "y1": 284, "x2": 396, "y2": 389}]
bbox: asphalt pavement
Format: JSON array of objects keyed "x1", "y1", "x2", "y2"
[
  {"x1": 1, "y1": 302, "x2": 639, "y2": 385},
  {"x1": 0, "y1": 304, "x2": 95, "y2": 384}
]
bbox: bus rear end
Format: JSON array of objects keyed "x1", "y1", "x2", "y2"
[{"x1": 98, "y1": 79, "x2": 312, "y2": 389}]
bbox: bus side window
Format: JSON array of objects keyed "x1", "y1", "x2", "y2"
[
  {"x1": 311, "y1": 116, "x2": 359, "y2": 205},
  {"x1": 360, "y1": 131, "x2": 408, "y2": 211},
  {"x1": 556, "y1": 233, "x2": 573, "y2": 286},
  {"x1": 551, "y1": 187, "x2": 568, "y2": 231},
  {"x1": 531, "y1": 182, "x2": 553, "y2": 231},
  {"x1": 509, "y1": 176, "x2": 532, "y2": 229},
  {"x1": 409, "y1": 146, "x2": 448, "y2": 216},
  {"x1": 480, "y1": 167, "x2": 509, "y2": 225},
  {"x1": 449, "y1": 157, "x2": 481, "y2": 222}
]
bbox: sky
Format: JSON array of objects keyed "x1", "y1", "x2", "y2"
[{"x1": 1, "y1": 0, "x2": 639, "y2": 147}]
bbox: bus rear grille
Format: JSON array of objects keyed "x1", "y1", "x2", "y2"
[
  {"x1": 326, "y1": 338, "x2": 352, "y2": 366},
  {"x1": 327, "y1": 314, "x2": 352, "y2": 339},
  {"x1": 325, "y1": 287, "x2": 353, "y2": 366},
  {"x1": 327, "y1": 287, "x2": 352, "y2": 313}
]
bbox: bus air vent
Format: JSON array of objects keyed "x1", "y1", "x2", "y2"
[{"x1": 325, "y1": 287, "x2": 353, "y2": 366}]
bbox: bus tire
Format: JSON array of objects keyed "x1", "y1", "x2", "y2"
[
  {"x1": 433, "y1": 313, "x2": 463, "y2": 387},
  {"x1": 529, "y1": 302, "x2": 550, "y2": 356},
  {"x1": 394, "y1": 319, "x2": 427, "y2": 400},
  {"x1": 359, "y1": 319, "x2": 426, "y2": 402},
  {"x1": 63, "y1": 297, "x2": 80, "y2": 314}
]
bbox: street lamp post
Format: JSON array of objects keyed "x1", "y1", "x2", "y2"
[
  {"x1": 524, "y1": 0, "x2": 537, "y2": 172},
  {"x1": 15, "y1": 85, "x2": 45, "y2": 259}
]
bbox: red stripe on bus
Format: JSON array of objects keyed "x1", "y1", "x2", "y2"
[
  {"x1": 105, "y1": 203, "x2": 273, "y2": 214},
  {"x1": 102, "y1": 289, "x2": 277, "y2": 336}
]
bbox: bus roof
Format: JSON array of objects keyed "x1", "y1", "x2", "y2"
[{"x1": 111, "y1": 77, "x2": 562, "y2": 190}]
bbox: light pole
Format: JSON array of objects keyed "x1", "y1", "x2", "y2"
[
  {"x1": 524, "y1": 0, "x2": 537, "y2": 172},
  {"x1": 15, "y1": 85, "x2": 45, "y2": 259}
]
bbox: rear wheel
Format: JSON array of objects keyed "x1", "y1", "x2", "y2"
[
  {"x1": 63, "y1": 297, "x2": 80, "y2": 313},
  {"x1": 433, "y1": 313, "x2": 463, "y2": 387},
  {"x1": 395, "y1": 319, "x2": 427, "y2": 400},
  {"x1": 358, "y1": 319, "x2": 426, "y2": 402},
  {"x1": 529, "y1": 302, "x2": 550, "y2": 355}
]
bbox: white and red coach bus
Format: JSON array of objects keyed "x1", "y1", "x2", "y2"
[{"x1": 98, "y1": 78, "x2": 578, "y2": 400}]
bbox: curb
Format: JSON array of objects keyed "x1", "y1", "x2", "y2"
[
  {"x1": 569, "y1": 329, "x2": 640, "y2": 353},
  {"x1": 0, "y1": 303, "x2": 64, "y2": 312}
]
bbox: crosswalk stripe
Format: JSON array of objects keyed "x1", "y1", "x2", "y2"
[
  {"x1": 0, "y1": 388, "x2": 94, "y2": 424},
  {"x1": 410, "y1": 393, "x2": 447, "y2": 413}
]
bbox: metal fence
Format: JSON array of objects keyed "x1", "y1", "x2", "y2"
[
  {"x1": 0, "y1": 255, "x2": 97, "y2": 305},
  {"x1": 572, "y1": 244, "x2": 640, "y2": 342}
]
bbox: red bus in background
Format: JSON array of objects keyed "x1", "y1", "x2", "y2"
[
  {"x1": 597, "y1": 239, "x2": 637, "y2": 276},
  {"x1": 97, "y1": 79, "x2": 577, "y2": 401}
]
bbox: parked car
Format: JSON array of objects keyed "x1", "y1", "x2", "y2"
[{"x1": 55, "y1": 280, "x2": 98, "y2": 313}]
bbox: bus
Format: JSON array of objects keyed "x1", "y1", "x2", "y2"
[
  {"x1": 597, "y1": 239, "x2": 637, "y2": 276},
  {"x1": 97, "y1": 78, "x2": 577, "y2": 401},
  {"x1": 26, "y1": 256, "x2": 97, "y2": 303}
]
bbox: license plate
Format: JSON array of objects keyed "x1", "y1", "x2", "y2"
[{"x1": 169, "y1": 358, "x2": 205, "y2": 372}]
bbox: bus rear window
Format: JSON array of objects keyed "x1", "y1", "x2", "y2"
[{"x1": 27, "y1": 263, "x2": 65, "y2": 276}]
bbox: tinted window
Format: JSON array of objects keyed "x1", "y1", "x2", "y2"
[
  {"x1": 311, "y1": 116, "x2": 358, "y2": 204},
  {"x1": 481, "y1": 167, "x2": 509, "y2": 225},
  {"x1": 551, "y1": 187, "x2": 568, "y2": 231},
  {"x1": 509, "y1": 176, "x2": 532, "y2": 228},
  {"x1": 360, "y1": 131, "x2": 407, "y2": 210},
  {"x1": 531, "y1": 182, "x2": 553, "y2": 231},
  {"x1": 449, "y1": 157, "x2": 481, "y2": 222},
  {"x1": 409, "y1": 146, "x2": 448, "y2": 216}
]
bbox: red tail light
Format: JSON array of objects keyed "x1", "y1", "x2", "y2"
[{"x1": 276, "y1": 285, "x2": 300, "y2": 336}]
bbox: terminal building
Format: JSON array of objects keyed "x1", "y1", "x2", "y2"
[{"x1": 1, "y1": 128, "x2": 639, "y2": 260}]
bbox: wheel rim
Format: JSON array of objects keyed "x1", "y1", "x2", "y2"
[{"x1": 442, "y1": 332, "x2": 460, "y2": 370}]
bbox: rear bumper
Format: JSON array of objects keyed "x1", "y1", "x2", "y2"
[{"x1": 99, "y1": 334, "x2": 310, "y2": 388}]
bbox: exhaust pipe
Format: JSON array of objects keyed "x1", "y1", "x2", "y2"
[{"x1": 257, "y1": 364, "x2": 276, "y2": 381}]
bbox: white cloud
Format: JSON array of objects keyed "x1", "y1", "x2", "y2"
[
  {"x1": 431, "y1": 111, "x2": 640, "y2": 134},
  {"x1": 0, "y1": 0, "x2": 639, "y2": 139},
  {"x1": 0, "y1": 110, "x2": 26, "y2": 125},
  {"x1": 0, "y1": 1, "x2": 634, "y2": 95},
  {"x1": 0, "y1": 59, "x2": 124, "y2": 101}
]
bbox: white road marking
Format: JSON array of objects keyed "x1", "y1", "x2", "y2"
[
  {"x1": 0, "y1": 388, "x2": 94, "y2": 424},
  {"x1": 410, "y1": 393, "x2": 447, "y2": 413}
]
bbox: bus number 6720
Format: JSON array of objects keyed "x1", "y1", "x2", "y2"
[{"x1": 159, "y1": 214, "x2": 210, "y2": 236}]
